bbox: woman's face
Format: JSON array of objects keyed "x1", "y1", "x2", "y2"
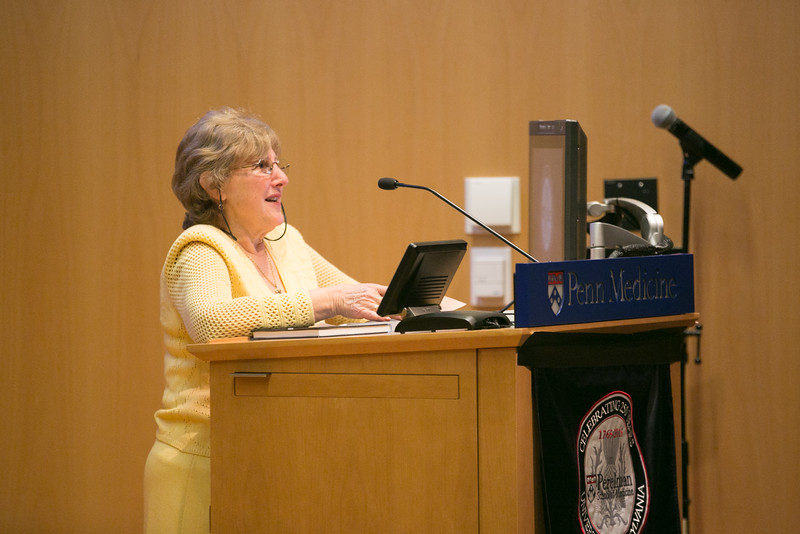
[{"x1": 220, "y1": 148, "x2": 288, "y2": 239}]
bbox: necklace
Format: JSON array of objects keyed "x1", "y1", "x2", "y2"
[{"x1": 239, "y1": 241, "x2": 283, "y2": 293}]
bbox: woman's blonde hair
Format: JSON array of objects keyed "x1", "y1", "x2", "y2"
[{"x1": 172, "y1": 107, "x2": 281, "y2": 229}]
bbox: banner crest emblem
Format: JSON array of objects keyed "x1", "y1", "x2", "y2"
[
  {"x1": 577, "y1": 391, "x2": 650, "y2": 534},
  {"x1": 548, "y1": 271, "x2": 564, "y2": 316}
]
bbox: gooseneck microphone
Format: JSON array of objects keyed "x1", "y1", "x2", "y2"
[
  {"x1": 651, "y1": 105, "x2": 742, "y2": 180},
  {"x1": 378, "y1": 177, "x2": 538, "y2": 263}
]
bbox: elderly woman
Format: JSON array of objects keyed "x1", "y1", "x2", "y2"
[{"x1": 144, "y1": 108, "x2": 390, "y2": 533}]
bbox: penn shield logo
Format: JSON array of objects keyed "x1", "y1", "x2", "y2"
[
  {"x1": 548, "y1": 271, "x2": 564, "y2": 316},
  {"x1": 577, "y1": 392, "x2": 650, "y2": 534}
]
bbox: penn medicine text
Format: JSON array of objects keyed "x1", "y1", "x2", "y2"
[{"x1": 567, "y1": 267, "x2": 678, "y2": 307}]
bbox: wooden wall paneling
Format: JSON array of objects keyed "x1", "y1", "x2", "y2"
[{"x1": 1, "y1": 0, "x2": 798, "y2": 532}]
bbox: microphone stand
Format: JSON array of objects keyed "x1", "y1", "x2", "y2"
[
  {"x1": 680, "y1": 147, "x2": 702, "y2": 254},
  {"x1": 378, "y1": 178, "x2": 535, "y2": 330},
  {"x1": 397, "y1": 181, "x2": 538, "y2": 263},
  {"x1": 383, "y1": 178, "x2": 537, "y2": 313},
  {"x1": 678, "y1": 144, "x2": 703, "y2": 534}
]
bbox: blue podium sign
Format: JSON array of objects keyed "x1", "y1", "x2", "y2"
[{"x1": 514, "y1": 254, "x2": 694, "y2": 327}]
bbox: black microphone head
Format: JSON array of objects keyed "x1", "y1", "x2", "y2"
[
  {"x1": 378, "y1": 177, "x2": 399, "y2": 190},
  {"x1": 651, "y1": 104, "x2": 677, "y2": 129}
]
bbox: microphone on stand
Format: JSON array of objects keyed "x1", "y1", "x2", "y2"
[
  {"x1": 651, "y1": 105, "x2": 742, "y2": 180},
  {"x1": 377, "y1": 177, "x2": 538, "y2": 263}
]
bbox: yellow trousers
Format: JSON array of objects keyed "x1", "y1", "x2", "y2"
[{"x1": 144, "y1": 440, "x2": 210, "y2": 534}]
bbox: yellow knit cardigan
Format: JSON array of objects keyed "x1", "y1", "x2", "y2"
[{"x1": 154, "y1": 223, "x2": 357, "y2": 456}]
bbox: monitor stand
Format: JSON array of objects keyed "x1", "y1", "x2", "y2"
[{"x1": 395, "y1": 308, "x2": 511, "y2": 333}]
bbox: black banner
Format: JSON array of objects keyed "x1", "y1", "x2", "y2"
[{"x1": 519, "y1": 330, "x2": 682, "y2": 534}]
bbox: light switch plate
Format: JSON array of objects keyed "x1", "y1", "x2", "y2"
[
  {"x1": 470, "y1": 246, "x2": 513, "y2": 306},
  {"x1": 464, "y1": 177, "x2": 520, "y2": 235}
]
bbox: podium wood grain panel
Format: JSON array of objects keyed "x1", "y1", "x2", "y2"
[{"x1": 211, "y1": 349, "x2": 480, "y2": 533}]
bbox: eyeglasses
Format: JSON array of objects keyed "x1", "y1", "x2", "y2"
[{"x1": 237, "y1": 159, "x2": 290, "y2": 175}]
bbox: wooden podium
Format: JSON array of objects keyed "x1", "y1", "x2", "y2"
[{"x1": 189, "y1": 314, "x2": 697, "y2": 534}]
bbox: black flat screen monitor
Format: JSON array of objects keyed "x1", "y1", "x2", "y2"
[{"x1": 376, "y1": 239, "x2": 467, "y2": 318}]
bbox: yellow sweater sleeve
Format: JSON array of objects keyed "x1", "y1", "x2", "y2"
[
  {"x1": 309, "y1": 244, "x2": 358, "y2": 288},
  {"x1": 169, "y1": 242, "x2": 316, "y2": 342}
]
